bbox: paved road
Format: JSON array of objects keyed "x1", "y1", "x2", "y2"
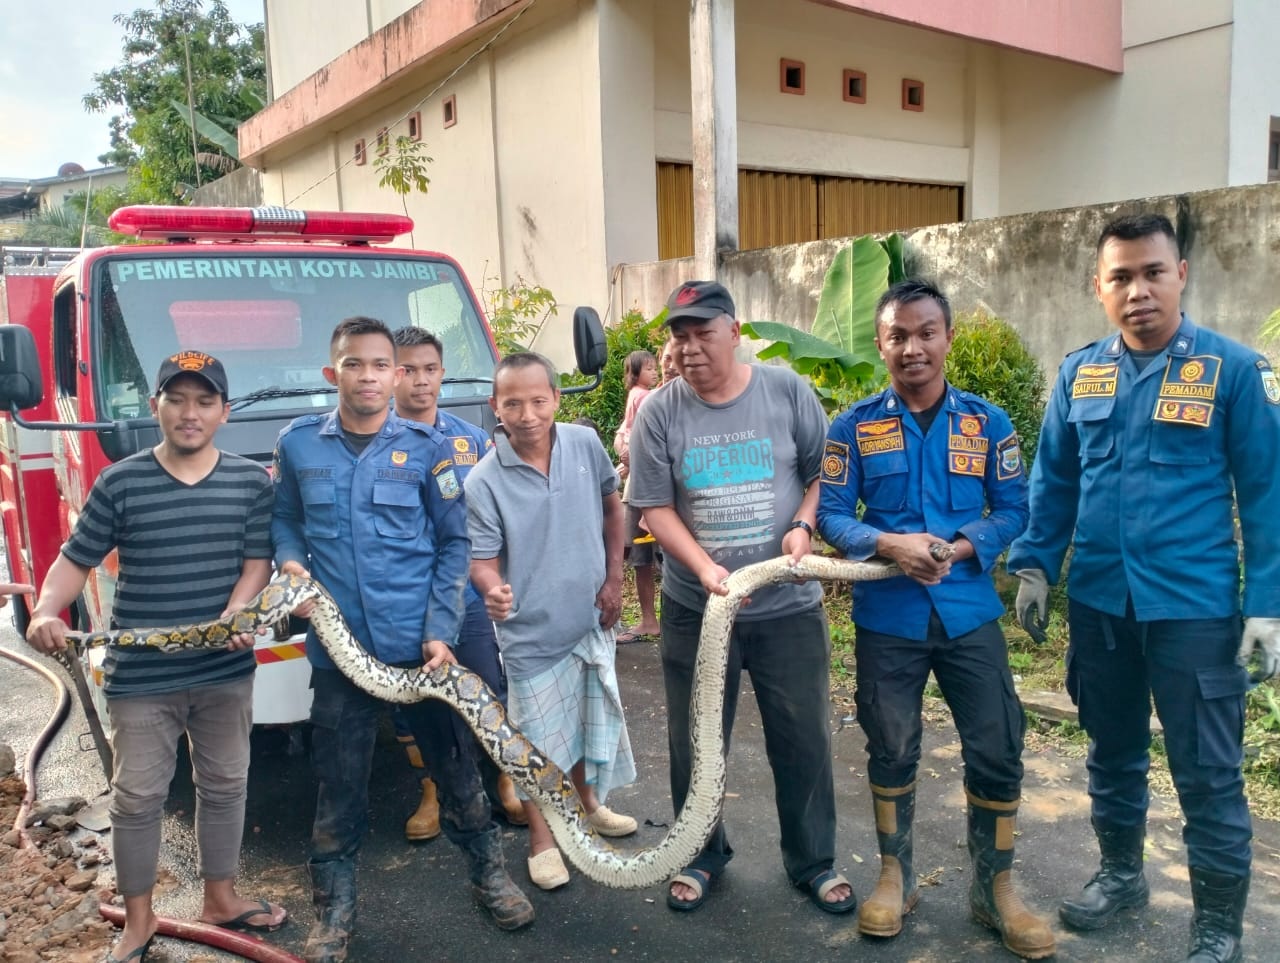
[{"x1": 3, "y1": 625, "x2": 1279, "y2": 961}]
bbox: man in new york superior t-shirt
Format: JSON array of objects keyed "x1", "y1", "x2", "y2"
[{"x1": 627, "y1": 281, "x2": 854, "y2": 917}]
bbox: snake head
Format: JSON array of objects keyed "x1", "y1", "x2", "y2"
[{"x1": 928, "y1": 541, "x2": 957, "y2": 562}]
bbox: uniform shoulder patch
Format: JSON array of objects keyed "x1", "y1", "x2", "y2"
[
  {"x1": 1261, "y1": 364, "x2": 1280, "y2": 405},
  {"x1": 995, "y1": 432, "x2": 1023, "y2": 480},
  {"x1": 822, "y1": 440, "x2": 849, "y2": 486},
  {"x1": 435, "y1": 468, "x2": 460, "y2": 499}
]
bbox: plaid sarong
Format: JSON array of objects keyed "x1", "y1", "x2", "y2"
[{"x1": 506, "y1": 624, "x2": 637, "y2": 802}]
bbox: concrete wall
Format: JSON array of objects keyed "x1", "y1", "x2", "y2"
[
  {"x1": 191, "y1": 167, "x2": 264, "y2": 208},
  {"x1": 612, "y1": 183, "x2": 1280, "y2": 380}
]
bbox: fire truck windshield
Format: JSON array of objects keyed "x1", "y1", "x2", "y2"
[{"x1": 93, "y1": 253, "x2": 497, "y2": 420}]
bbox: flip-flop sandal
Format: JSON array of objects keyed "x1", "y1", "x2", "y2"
[
  {"x1": 210, "y1": 898, "x2": 288, "y2": 933},
  {"x1": 806, "y1": 869, "x2": 857, "y2": 915},
  {"x1": 105, "y1": 935, "x2": 154, "y2": 962},
  {"x1": 667, "y1": 867, "x2": 712, "y2": 912},
  {"x1": 616, "y1": 630, "x2": 657, "y2": 644}
]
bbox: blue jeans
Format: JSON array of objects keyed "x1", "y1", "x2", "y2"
[
  {"x1": 308, "y1": 667, "x2": 492, "y2": 868},
  {"x1": 660, "y1": 594, "x2": 835, "y2": 886},
  {"x1": 1066, "y1": 598, "x2": 1252, "y2": 876},
  {"x1": 854, "y1": 613, "x2": 1025, "y2": 801}
]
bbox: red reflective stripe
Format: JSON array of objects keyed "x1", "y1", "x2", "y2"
[{"x1": 255, "y1": 643, "x2": 306, "y2": 665}]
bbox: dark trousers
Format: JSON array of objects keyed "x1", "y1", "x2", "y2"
[
  {"x1": 854, "y1": 613, "x2": 1025, "y2": 801},
  {"x1": 1066, "y1": 598, "x2": 1252, "y2": 877},
  {"x1": 392, "y1": 595, "x2": 508, "y2": 781},
  {"x1": 308, "y1": 667, "x2": 493, "y2": 867},
  {"x1": 660, "y1": 593, "x2": 835, "y2": 886}
]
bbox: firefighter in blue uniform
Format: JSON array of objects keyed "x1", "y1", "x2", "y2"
[
  {"x1": 389, "y1": 325, "x2": 527, "y2": 838},
  {"x1": 1008, "y1": 213, "x2": 1280, "y2": 963},
  {"x1": 273, "y1": 317, "x2": 533, "y2": 963},
  {"x1": 817, "y1": 279, "x2": 1054, "y2": 959}
]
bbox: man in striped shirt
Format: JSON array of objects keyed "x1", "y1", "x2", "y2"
[{"x1": 26, "y1": 351, "x2": 284, "y2": 963}]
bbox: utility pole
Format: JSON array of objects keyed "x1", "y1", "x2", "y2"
[{"x1": 689, "y1": 0, "x2": 738, "y2": 280}]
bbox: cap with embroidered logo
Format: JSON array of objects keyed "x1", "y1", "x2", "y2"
[
  {"x1": 663, "y1": 280, "x2": 736, "y2": 326},
  {"x1": 154, "y1": 351, "x2": 229, "y2": 400}
]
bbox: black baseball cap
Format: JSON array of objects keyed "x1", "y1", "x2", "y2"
[
  {"x1": 663, "y1": 280, "x2": 736, "y2": 326},
  {"x1": 154, "y1": 351, "x2": 229, "y2": 399}
]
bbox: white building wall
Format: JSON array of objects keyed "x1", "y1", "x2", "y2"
[
  {"x1": 653, "y1": 0, "x2": 973, "y2": 186},
  {"x1": 487, "y1": 3, "x2": 610, "y2": 363},
  {"x1": 996, "y1": 22, "x2": 1233, "y2": 215},
  {"x1": 370, "y1": 0, "x2": 419, "y2": 31},
  {"x1": 265, "y1": 0, "x2": 369, "y2": 97},
  {"x1": 598, "y1": 0, "x2": 660, "y2": 273},
  {"x1": 1226, "y1": 0, "x2": 1280, "y2": 185},
  {"x1": 268, "y1": 141, "x2": 344, "y2": 211},
  {"x1": 260, "y1": 0, "x2": 1277, "y2": 359}
]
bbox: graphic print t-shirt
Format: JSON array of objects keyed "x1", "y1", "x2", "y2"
[{"x1": 627, "y1": 365, "x2": 827, "y2": 620}]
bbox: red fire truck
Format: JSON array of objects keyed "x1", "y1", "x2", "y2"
[{"x1": 0, "y1": 205, "x2": 605, "y2": 735}]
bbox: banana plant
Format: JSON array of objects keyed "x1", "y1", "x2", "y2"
[{"x1": 741, "y1": 233, "x2": 906, "y2": 412}]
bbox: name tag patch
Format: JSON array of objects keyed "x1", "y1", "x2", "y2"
[
  {"x1": 1153, "y1": 355, "x2": 1220, "y2": 427},
  {"x1": 822, "y1": 440, "x2": 850, "y2": 486},
  {"x1": 948, "y1": 413, "x2": 989, "y2": 455},
  {"x1": 1072, "y1": 363, "x2": 1118, "y2": 399},
  {"x1": 855, "y1": 417, "x2": 904, "y2": 456}
]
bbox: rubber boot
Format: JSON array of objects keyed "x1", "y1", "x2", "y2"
[
  {"x1": 858, "y1": 782, "x2": 918, "y2": 938},
  {"x1": 1059, "y1": 820, "x2": 1149, "y2": 930},
  {"x1": 302, "y1": 859, "x2": 357, "y2": 963},
  {"x1": 1185, "y1": 867, "x2": 1248, "y2": 962},
  {"x1": 466, "y1": 826, "x2": 535, "y2": 930},
  {"x1": 495, "y1": 772, "x2": 529, "y2": 826},
  {"x1": 405, "y1": 778, "x2": 441, "y2": 841},
  {"x1": 966, "y1": 792, "x2": 1056, "y2": 960}
]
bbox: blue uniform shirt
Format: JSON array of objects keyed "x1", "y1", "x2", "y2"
[
  {"x1": 432, "y1": 409, "x2": 494, "y2": 606},
  {"x1": 818, "y1": 385, "x2": 1029, "y2": 641},
  {"x1": 1006, "y1": 315, "x2": 1280, "y2": 621},
  {"x1": 271, "y1": 409, "x2": 470, "y2": 668}
]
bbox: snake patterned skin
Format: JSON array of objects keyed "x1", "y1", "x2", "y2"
[{"x1": 67, "y1": 551, "x2": 944, "y2": 888}]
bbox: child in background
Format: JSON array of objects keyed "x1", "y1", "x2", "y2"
[{"x1": 613, "y1": 350, "x2": 660, "y2": 642}]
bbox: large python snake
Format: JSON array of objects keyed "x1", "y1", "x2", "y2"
[{"x1": 67, "y1": 551, "x2": 936, "y2": 889}]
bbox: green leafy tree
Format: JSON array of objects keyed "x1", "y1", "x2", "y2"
[
  {"x1": 11, "y1": 188, "x2": 131, "y2": 248},
  {"x1": 374, "y1": 135, "x2": 434, "y2": 246},
  {"x1": 483, "y1": 274, "x2": 558, "y2": 356},
  {"x1": 945, "y1": 311, "x2": 1047, "y2": 467},
  {"x1": 558, "y1": 310, "x2": 666, "y2": 439},
  {"x1": 83, "y1": 0, "x2": 265, "y2": 202},
  {"x1": 740, "y1": 233, "x2": 905, "y2": 413}
]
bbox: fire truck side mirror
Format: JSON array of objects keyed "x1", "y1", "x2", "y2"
[
  {"x1": 0, "y1": 325, "x2": 44, "y2": 412},
  {"x1": 571, "y1": 307, "x2": 608, "y2": 377}
]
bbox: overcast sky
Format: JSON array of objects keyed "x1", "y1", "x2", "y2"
[{"x1": 0, "y1": 0, "x2": 265, "y2": 180}]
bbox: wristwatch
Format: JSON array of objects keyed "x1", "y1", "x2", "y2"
[{"x1": 787, "y1": 520, "x2": 814, "y2": 536}]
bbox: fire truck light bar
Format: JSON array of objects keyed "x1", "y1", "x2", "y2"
[{"x1": 107, "y1": 206, "x2": 413, "y2": 244}]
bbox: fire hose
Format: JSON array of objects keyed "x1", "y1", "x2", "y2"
[
  {"x1": 0, "y1": 643, "x2": 304, "y2": 963},
  {"x1": 99, "y1": 904, "x2": 305, "y2": 963},
  {"x1": 0, "y1": 644, "x2": 70, "y2": 844}
]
